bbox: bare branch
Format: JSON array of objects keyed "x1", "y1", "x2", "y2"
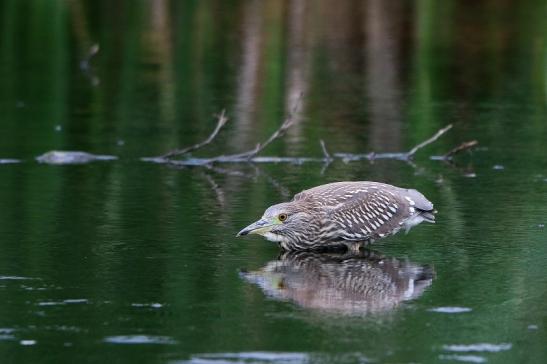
[
  {"x1": 143, "y1": 104, "x2": 464, "y2": 171},
  {"x1": 443, "y1": 140, "x2": 478, "y2": 159},
  {"x1": 406, "y1": 124, "x2": 453, "y2": 157},
  {"x1": 227, "y1": 93, "x2": 303, "y2": 160},
  {"x1": 162, "y1": 110, "x2": 229, "y2": 159}
]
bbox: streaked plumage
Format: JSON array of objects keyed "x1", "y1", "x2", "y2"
[
  {"x1": 240, "y1": 250, "x2": 434, "y2": 315},
  {"x1": 237, "y1": 181, "x2": 435, "y2": 251}
]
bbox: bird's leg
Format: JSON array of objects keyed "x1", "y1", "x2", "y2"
[{"x1": 347, "y1": 242, "x2": 362, "y2": 254}]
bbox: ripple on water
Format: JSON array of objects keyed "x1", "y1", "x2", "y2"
[
  {"x1": 0, "y1": 276, "x2": 39, "y2": 281},
  {"x1": 0, "y1": 328, "x2": 16, "y2": 341},
  {"x1": 442, "y1": 343, "x2": 512, "y2": 352},
  {"x1": 429, "y1": 307, "x2": 472, "y2": 313},
  {"x1": 103, "y1": 335, "x2": 177, "y2": 345},
  {"x1": 0, "y1": 159, "x2": 21, "y2": 164},
  {"x1": 36, "y1": 298, "x2": 89, "y2": 306},
  {"x1": 131, "y1": 303, "x2": 163, "y2": 308},
  {"x1": 178, "y1": 352, "x2": 372, "y2": 364},
  {"x1": 20, "y1": 340, "x2": 36, "y2": 346},
  {"x1": 185, "y1": 352, "x2": 307, "y2": 363},
  {"x1": 439, "y1": 354, "x2": 486, "y2": 363},
  {"x1": 63, "y1": 299, "x2": 89, "y2": 304}
]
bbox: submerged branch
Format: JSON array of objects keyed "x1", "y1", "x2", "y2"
[{"x1": 147, "y1": 102, "x2": 470, "y2": 168}]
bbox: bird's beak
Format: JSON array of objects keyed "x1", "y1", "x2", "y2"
[{"x1": 237, "y1": 218, "x2": 275, "y2": 237}]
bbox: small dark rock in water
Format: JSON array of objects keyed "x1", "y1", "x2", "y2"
[{"x1": 36, "y1": 151, "x2": 118, "y2": 165}]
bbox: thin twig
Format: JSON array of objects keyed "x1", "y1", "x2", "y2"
[
  {"x1": 80, "y1": 44, "x2": 101, "y2": 86},
  {"x1": 80, "y1": 43, "x2": 100, "y2": 72},
  {"x1": 233, "y1": 93, "x2": 303, "y2": 160},
  {"x1": 162, "y1": 110, "x2": 229, "y2": 159},
  {"x1": 319, "y1": 139, "x2": 331, "y2": 160},
  {"x1": 197, "y1": 94, "x2": 303, "y2": 164},
  {"x1": 406, "y1": 124, "x2": 453, "y2": 157},
  {"x1": 319, "y1": 139, "x2": 333, "y2": 175},
  {"x1": 443, "y1": 140, "x2": 478, "y2": 159}
]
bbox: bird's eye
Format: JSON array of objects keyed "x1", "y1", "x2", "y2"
[{"x1": 278, "y1": 213, "x2": 288, "y2": 222}]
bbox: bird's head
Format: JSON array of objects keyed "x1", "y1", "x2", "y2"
[{"x1": 237, "y1": 202, "x2": 314, "y2": 244}]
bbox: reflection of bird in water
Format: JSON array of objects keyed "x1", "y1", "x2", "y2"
[
  {"x1": 240, "y1": 250, "x2": 434, "y2": 315},
  {"x1": 237, "y1": 181, "x2": 435, "y2": 251}
]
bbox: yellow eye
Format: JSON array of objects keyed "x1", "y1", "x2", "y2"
[{"x1": 278, "y1": 213, "x2": 288, "y2": 222}]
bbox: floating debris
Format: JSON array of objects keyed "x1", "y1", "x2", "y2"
[
  {"x1": 429, "y1": 307, "x2": 472, "y2": 313},
  {"x1": 36, "y1": 151, "x2": 118, "y2": 165},
  {"x1": 103, "y1": 335, "x2": 177, "y2": 345},
  {"x1": 538, "y1": 224, "x2": 545, "y2": 228},
  {"x1": 528, "y1": 324, "x2": 539, "y2": 330},
  {"x1": 492, "y1": 165, "x2": 504, "y2": 170}
]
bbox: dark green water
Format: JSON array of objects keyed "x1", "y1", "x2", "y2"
[{"x1": 1, "y1": 1, "x2": 546, "y2": 363}]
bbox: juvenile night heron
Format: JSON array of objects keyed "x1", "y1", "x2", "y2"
[{"x1": 237, "y1": 181, "x2": 435, "y2": 251}]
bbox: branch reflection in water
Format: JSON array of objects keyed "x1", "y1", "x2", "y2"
[{"x1": 241, "y1": 250, "x2": 434, "y2": 315}]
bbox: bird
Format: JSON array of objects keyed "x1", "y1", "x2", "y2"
[
  {"x1": 237, "y1": 181, "x2": 435, "y2": 251},
  {"x1": 240, "y1": 250, "x2": 434, "y2": 315}
]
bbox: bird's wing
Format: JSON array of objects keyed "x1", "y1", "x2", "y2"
[
  {"x1": 293, "y1": 182, "x2": 375, "y2": 205},
  {"x1": 326, "y1": 186, "x2": 412, "y2": 241}
]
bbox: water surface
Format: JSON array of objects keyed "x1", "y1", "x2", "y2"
[{"x1": 0, "y1": 1, "x2": 546, "y2": 363}]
